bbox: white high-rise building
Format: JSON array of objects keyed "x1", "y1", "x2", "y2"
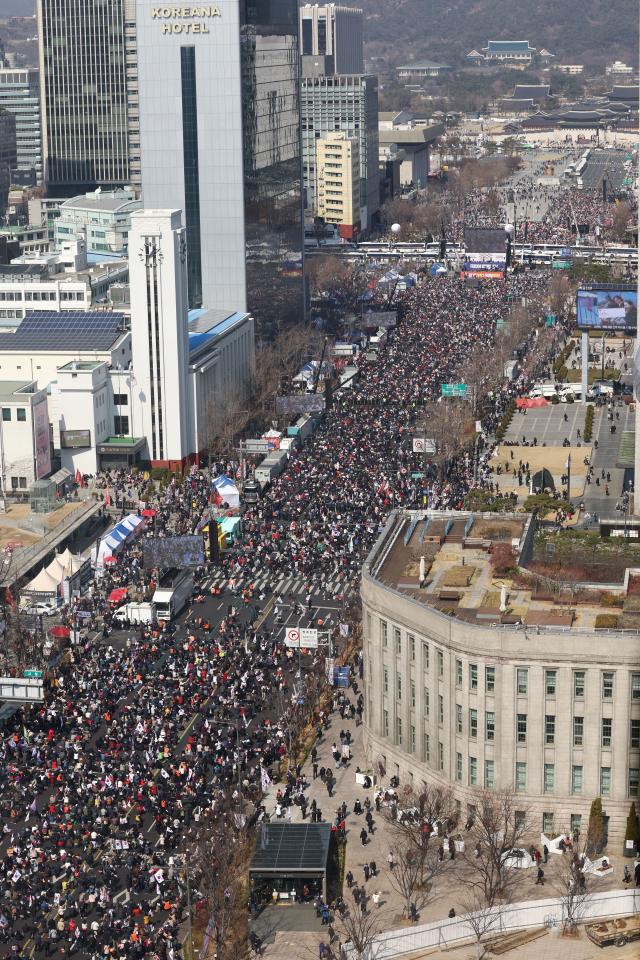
[{"x1": 128, "y1": 209, "x2": 191, "y2": 466}]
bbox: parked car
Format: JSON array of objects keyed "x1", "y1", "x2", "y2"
[{"x1": 23, "y1": 599, "x2": 58, "y2": 617}]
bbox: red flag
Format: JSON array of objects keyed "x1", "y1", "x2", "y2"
[
  {"x1": 213, "y1": 490, "x2": 222, "y2": 507},
  {"x1": 5, "y1": 587, "x2": 15, "y2": 608}
]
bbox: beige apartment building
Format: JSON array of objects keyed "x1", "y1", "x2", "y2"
[
  {"x1": 316, "y1": 132, "x2": 360, "y2": 240},
  {"x1": 361, "y1": 510, "x2": 640, "y2": 845}
]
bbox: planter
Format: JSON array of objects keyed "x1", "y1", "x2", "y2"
[{"x1": 623, "y1": 839, "x2": 637, "y2": 858}]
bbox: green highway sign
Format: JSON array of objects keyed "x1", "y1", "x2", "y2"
[
  {"x1": 411, "y1": 472, "x2": 425, "y2": 479},
  {"x1": 441, "y1": 383, "x2": 468, "y2": 398},
  {"x1": 552, "y1": 260, "x2": 572, "y2": 269},
  {"x1": 24, "y1": 669, "x2": 42, "y2": 679}
]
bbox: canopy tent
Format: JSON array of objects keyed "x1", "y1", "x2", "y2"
[
  {"x1": 22, "y1": 567, "x2": 60, "y2": 597},
  {"x1": 211, "y1": 476, "x2": 240, "y2": 510},
  {"x1": 45, "y1": 556, "x2": 67, "y2": 582},
  {"x1": 516, "y1": 397, "x2": 550, "y2": 408},
  {"x1": 220, "y1": 516, "x2": 242, "y2": 542},
  {"x1": 430, "y1": 263, "x2": 447, "y2": 276},
  {"x1": 96, "y1": 514, "x2": 145, "y2": 567}
]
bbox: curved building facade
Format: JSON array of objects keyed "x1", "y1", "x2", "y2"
[{"x1": 361, "y1": 511, "x2": 640, "y2": 845}]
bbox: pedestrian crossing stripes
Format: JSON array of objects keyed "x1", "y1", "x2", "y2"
[{"x1": 203, "y1": 571, "x2": 356, "y2": 601}]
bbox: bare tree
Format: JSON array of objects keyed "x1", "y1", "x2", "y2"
[
  {"x1": 462, "y1": 888, "x2": 506, "y2": 960},
  {"x1": 386, "y1": 841, "x2": 444, "y2": 920},
  {"x1": 384, "y1": 782, "x2": 455, "y2": 885},
  {"x1": 462, "y1": 789, "x2": 532, "y2": 906},
  {"x1": 552, "y1": 844, "x2": 596, "y2": 935},
  {"x1": 330, "y1": 903, "x2": 389, "y2": 960}
]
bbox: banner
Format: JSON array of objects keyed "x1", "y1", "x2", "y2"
[
  {"x1": 33, "y1": 399, "x2": 51, "y2": 480},
  {"x1": 276, "y1": 395, "x2": 325, "y2": 416}
]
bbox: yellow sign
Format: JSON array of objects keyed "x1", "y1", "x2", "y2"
[{"x1": 151, "y1": 6, "x2": 221, "y2": 34}]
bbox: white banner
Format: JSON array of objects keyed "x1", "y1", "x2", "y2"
[
  {"x1": 285, "y1": 627, "x2": 319, "y2": 649},
  {"x1": 412, "y1": 438, "x2": 436, "y2": 454}
]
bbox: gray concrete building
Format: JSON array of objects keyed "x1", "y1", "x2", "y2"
[
  {"x1": 301, "y1": 73, "x2": 379, "y2": 230},
  {"x1": 0, "y1": 110, "x2": 17, "y2": 215},
  {"x1": 299, "y1": 3, "x2": 363, "y2": 76},
  {"x1": 362, "y1": 510, "x2": 640, "y2": 845},
  {"x1": 0, "y1": 66, "x2": 42, "y2": 184}
]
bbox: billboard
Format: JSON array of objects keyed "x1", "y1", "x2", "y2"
[
  {"x1": 61, "y1": 429, "x2": 91, "y2": 449},
  {"x1": 142, "y1": 535, "x2": 205, "y2": 570},
  {"x1": 576, "y1": 289, "x2": 637, "y2": 332},
  {"x1": 33, "y1": 399, "x2": 51, "y2": 479},
  {"x1": 275, "y1": 394, "x2": 325, "y2": 416},
  {"x1": 464, "y1": 227, "x2": 506, "y2": 263}
]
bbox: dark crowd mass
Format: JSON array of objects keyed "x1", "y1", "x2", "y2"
[{"x1": 0, "y1": 269, "x2": 566, "y2": 959}]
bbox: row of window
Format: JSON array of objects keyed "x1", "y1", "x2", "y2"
[
  {"x1": 377, "y1": 619, "x2": 640, "y2": 702},
  {"x1": 2, "y1": 408, "x2": 27, "y2": 422}
]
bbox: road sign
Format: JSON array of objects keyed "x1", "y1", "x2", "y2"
[
  {"x1": 441, "y1": 383, "x2": 467, "y2": 398},
  {"x1": 23, "y1": 669, "x2": 42, "y2": 679},
  {"x1": 412, "y1": 437, "x2": 436, "y2": 454},
  {"x1": 0, "y1": 677, "x2": 44, "y2": 702},
  {"x1": 285, "y1": 627, "x2": 319, "y2": 649}
]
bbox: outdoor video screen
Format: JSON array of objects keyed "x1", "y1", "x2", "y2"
[
  {"x1": 142, "y1": 535, "x2": 205, "y2": 570},
  {"x1": 464, "y1": 226, "x2": 506, "y2": 257},
  {"x1": 576, "y1": 289, "x2": 637, "y2": 331}
]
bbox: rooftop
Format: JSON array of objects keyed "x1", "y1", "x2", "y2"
[
  {"x1": 188, "y1": 308, "x2": 249, "y2": 356},
  {"x1": 485, "y1": 40, "x2": 536, "y2": 52},
  {"x1": 378, "y1": 123, "x2": 445, "y2": 146},
  {"x1": 250, "y1": 823, "x2": 332, "y2": 875},
  {"x1": 0, "y1": 379, "x2": 34, "y2": 400},
  {"x1": 0, "y1": 311, "x2": 127, "y2": 352},
  {"x1": 367, "y1": 510, "x2": 640, "y2": 635},
  {"x1": 397, "y1": 60, "x2": 451, "y2": 70}
]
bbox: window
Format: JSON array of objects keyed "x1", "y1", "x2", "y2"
[
  {"x1": 112, "y1": 393, "x2": 128, "y2": 406},
  {"x1": 485, "y1": 666, "x2": 495, "y2": 693},
  {"x1": 410, "y1": 725, "x2": 416, "y2": 753},
  {"x1": 410, "y1": 680, "x2": 415, "y2": 708},
  {"x1": 545, "y1": 715, "x2": 555, "y2": 745},
  {"x1": 437, "y1": 651, "x2": 443, "y2": 677},
  {"x1": 572, "y1": 765, "x2": 583, "y2": 794},
  {"x1": 544, "y1": 763, "x2": 555, "y2": 793},
  {"x1": 438, "y1": 694, "x2": 444, "y2": 725},
  {"x1": 114, "y1": 415, "x2": 129, "y2": 435},
  {"x1": 456, "y1": 752, "x2": 462, "y2": 782},
  {"x1": 395, "y1": 716, "x2": 402, "y2": 745},
  {"x1": 631, "y1": 719, "x2": 640, "y2": 749},
  {"x1": 424, "y1": 689, "x2": 430, "y2": 717},
  {"x1": 409, "y1": 635, "x2": 415, "y2": 661},
  {"x1": 438, "y1": 741, "x2": 444, "y2": 771},
  {"x1": 16, "y1": 408, "x2": 26, "y2": 422},
  {"x1": 543, "y1": 812, "x2": 554, "y2": 834},
  {"x1": 10, "y1": 477, "x2": 18, "y2": 490},
  {"x1": 485, "y1": 760, "x2": 494, "y2": 788},
  {"x1": 545, "y1": 670, "x2": 557, "y2": 696},
  {"x1": 470, "y1": 664, "x2": 478, "y2": 690},
  {"x1": 396, "y1": 675, "x2": 402, "y2": 700},
  {"x1": 423, "y1": 733, "x2": 430, "y2": 763},
  {"x1": 456, "y1": 659, "x2": 463, "y2": 687},
  {"x1": 383, "y1": 710, "x2": 389, "y2": 737},
  {"x1": 485, "y1": 711, "x2": 495, "y2": 741},
  {"x1": 573, "y1": 716, "x2": 584, "y2": 747},
  {"x1": 394, "y1": 627, "x2": 401, "y2": 654},
  {"x1": 469, "y1": 708, "x2": 478, "y2": 739},
  {"x1": 600, "y1": 767, "x2": 611, "y2": 797},
  {"x1": 601, "y1": 717, "x2": 612, "y2": 748},
  {"x1": 516, "y1": 668, "x2": 528, "y2": 695},
  {"x1": 380, "y1": 620, "x2": 387, "y2": 647},
  {"x1": 516, "y1": 713, "x2": 527, "y2": 744},
  {"x1": 602, "y1": 672, "x2": 614, "y2": 699},
  {"x1": 456, "y1": 703, "x2": 462, "y2": 734},
  {"x1": 570, "y1": 814, "x2": 582, "y2": 837},
  {"x1": 383, "y1": 667, "x2": 388, "y2": 694},
  {"x1": 629, "y1": 768, "x2": 639, "y2": 797},
  {"x1": 469, "y1": 756, "x2": 477, "y2": 786},
  {"x1": 1, "y1": 409, "x2": 10, "y2": 421},
  {"x1": 574, "y1": 671, "x2": 585, "y2": 698},
  {"x1": 422, "y1": 642, "x2": 429, "y2": 670},
  {"x1": 632, "y1": 674, "x2": 640, "y2": 700},
  {"x1": 515, "y1": 762, "x2": 527, "y2": 792}
]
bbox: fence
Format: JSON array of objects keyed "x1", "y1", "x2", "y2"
[{"x1": 343, "y1": 888, "x2": 640, "y2": 959}]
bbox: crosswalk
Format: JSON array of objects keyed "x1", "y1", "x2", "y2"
[{"x1": 202, "y1": 570, "x2": 356, "y2": 602}]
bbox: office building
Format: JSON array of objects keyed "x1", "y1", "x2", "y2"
[
  {"x1": 36, "y1": 0, "x2": 130, "y2": 193},
  {"x1": 0, "y1": 67, "x2": 42, "y2": 183},
  {"x1": 301, "y1": 74, "x2": 379, "y2": 229},
  {"x1": 315, "y1": 132, "x2": 360, "y2": 239},
  {"x1": 134, "y1": 0, "x2": 303, "y2": 332},
  {"x1": 378, "y1": 123, "x2": 445, "y2": 188},
  {"x1": 362, "y1": 510, "x2": 640, "y2": 845},
  {"x1": 54, "y1": 189, "x2": 142, "y2": 258},
  {"x1": 0, "y1": 110, "x2": 17, "y2": 214},
  {"x1": 300, "y1": 3, "x2": 363, "y2": 76},
  {"x1": 0, "y1": 380, "x2": 51, "y2": 492}
]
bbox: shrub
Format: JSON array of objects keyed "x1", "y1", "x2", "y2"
[
  {"x1": 524, "y1": 493, "x2": 574, "y2": 514},
  {"x1": 625, "y1": 802, "x2": 640, "y2": 848},
  {"x1": 600, "y1": 592, "x2": 624, "y2": 608},
  {"x1": 583, "y1": 404, "x2": 595, "y2": 442},
  {"x1": 587, "y1": 798, "x2": 606, "y2": 857},
  {"x1": 495, "y1": 399, "x2": 516, "y2": 441},
  {"x1": 490, "y1": 542, "x2": 517, "y2": 575},
  {"x1": 594, "y1": 613, "x2": 619, "y2": 629}
]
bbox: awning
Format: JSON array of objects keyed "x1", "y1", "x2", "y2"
[
  {"x1": 249, "y1": 823, "x2": 331, "y2": 879},
  {"x1": 108, "y1": 587, "x2": 128, "y2": 604}
]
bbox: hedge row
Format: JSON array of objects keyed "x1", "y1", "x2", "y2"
[
  {"x1": 495, "y1": 399, "x2": 516, "y2": 442},
  {"x1": 583, "y1": 404, "x2": 595, "y2": 442}
]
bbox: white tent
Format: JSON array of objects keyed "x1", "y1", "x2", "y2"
[
  {"x1": 46, "y1": 556, "x2": 67, "y2": 582},
  {"x1": 212, "y1": 475, "x2": 240, "y2": 510},
  {"x1": 501, "y1": 848, "x2": 533, "y2": 870},
  {"x1": 96, "y1": 514, "x2": 145, "y2": 567},
  {"x1": 23, "y1": 567, "x2": 60, "y2": 596}
]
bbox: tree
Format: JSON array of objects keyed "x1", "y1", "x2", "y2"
[
  {"x1": 386, "y1": 841, "x2": 444, "y2": 920},
  {"x1": 384, "y1": 782, "x2": 455, "y2": 885},
  {"x1": 331, "y1": 901, "x2": 388, "y2": 960},
  {"x1": 611, "y1": 201, "x2": 631, "y2": 242},
  {"x1": 625, "y1": 802, "x2": 639, "y2": 851},
  {"x1": 462, "y1": 888, "x2": 505, "y2": 960},
  {"x1": 586, "y1": 797, "x2": 606, "y2": 857},
  {"x1": 552, "y1": 843, "x2": 595, "y2": 936},
  {"x1": 462, "y1": 790, "x2": 531, "y2": 906}
]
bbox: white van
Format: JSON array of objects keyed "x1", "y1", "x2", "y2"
[{"x1": 558, "y1": 383, "x2": 583, "y2": 402}]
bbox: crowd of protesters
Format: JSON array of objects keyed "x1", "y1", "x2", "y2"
[{"x1": 0, "y1": 265, "x2": 569, "y2": 958}]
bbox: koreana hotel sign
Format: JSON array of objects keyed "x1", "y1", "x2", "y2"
[{"x1": 151, "y1": 6, "x2": 221, "y2": 32}]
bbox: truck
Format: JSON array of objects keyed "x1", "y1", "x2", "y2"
[
  {"x1": 254, "y1": 449, "x2": 289, "y2": 490},
  {"x1": 112, "y1": 601, "x2": 157, "y2": 627},
  {"x1": 152, "y1": 569, "x2": 193, "y2": 620}
]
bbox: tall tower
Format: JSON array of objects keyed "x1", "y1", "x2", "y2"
[
  {"x1": 36, "y1": 0, "x2": 130, "y2": 194},
  {"x1": 135, "y1": 0, "x2": 303, "y2": 330},
  {"x1": 299, "y1": 3, "x2": 364, "y2": 75},
  {"x1": 128, "y1": 209, "x2": 191, "y2": 467}
]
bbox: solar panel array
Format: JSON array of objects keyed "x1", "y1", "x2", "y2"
[{"x1": 2, "y1": 311, "x2": 126, "y2": 352}]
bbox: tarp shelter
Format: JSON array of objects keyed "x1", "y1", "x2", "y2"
[
  {"x1": 516, "y1": 397, "x2": 550, "y2": 408},
  {"x1": 22, "y1": 567, "x2": 60, "y2": 597},
  {"x1": 431, "y1": 263, "x2": 447, "y2": 276},
  {"x1": 220, "y1": 516, "x2": 242, "y2": 543},
  {"x1": 96, "y1": 514, "x2": 145, "y2": 567},
  {"x1": 108, "y1": 587, "x2": 128, "y2": 605},
  {"x1": 211, "y1": 475, "x2": 240, "y2": 510},
  {"x1": 249, "y1": 823, "x2": 332, "y2": 901}
]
